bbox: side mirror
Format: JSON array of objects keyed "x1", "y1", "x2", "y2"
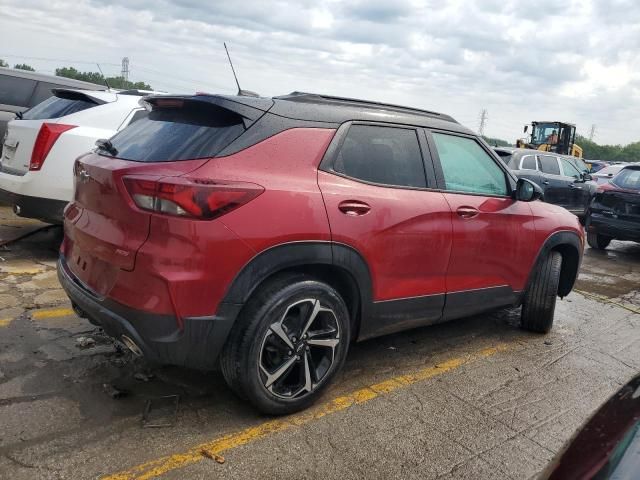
[
  {"x1": 514, "y1": 178, "x2": 543, "y2": 202},
  {"x1": 523, "y1": 125, "x2": 529, "y2": 133},
  {"x1": 583, "y1": 173, "x2": 593, "y2": 181}
]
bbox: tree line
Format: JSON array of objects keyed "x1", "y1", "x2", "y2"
[{"x1": 1, "y1": 59, "x2": 152, "y2": 90}]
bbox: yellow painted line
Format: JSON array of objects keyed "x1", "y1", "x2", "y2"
[
  {"x1": 0, "y1": 318, "x2": 12, "y2": 327},
  {"x1": 103, "y1": 343, "x2": 510, "y2": 480},
  {"x1": 32, "y1": 307, "x2": 75, "y2": 320},
  {"x1": 0, "y1": 268, "x2": 45, "y2": 275},
  {"x1": 575, "y1": 289, "x2": 640, "y2": 315}
]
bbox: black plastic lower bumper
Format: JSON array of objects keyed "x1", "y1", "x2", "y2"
[
  {"x1": 57, "y1": 256, "x2": 242, "y2": 371},
  {"x1": 589, "y1": 214, "x2": 640, "y2": 243},
  {"x1": 0, "y1": 188, "x2": 66, "y2": 224}
]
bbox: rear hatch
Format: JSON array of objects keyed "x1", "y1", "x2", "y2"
[
  {"x1": 64, "y1": 95, "x2": 271, "y2": 293},
  {"x1": 593, "y1": 167, "x2": 640, "y2": 223},
  {"x1": 1, "y1": 90, "x2": 107, "y2": 175}
]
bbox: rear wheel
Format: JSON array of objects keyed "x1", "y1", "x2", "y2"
[
  {"x1": 220, "y1": 273, "x2": 350, "y2": 415},
  {"x1": 586, "y1": 230, "x2": 611, "y2": 250},
  {"x1": 521, "y1": 251, "x2": 562, "y2": 333}
]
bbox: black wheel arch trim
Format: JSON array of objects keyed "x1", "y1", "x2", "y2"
[
  {"x1": 220, "y1": 241, "x2": 374, "y2": 339},
  {"x1": 525, "y1": 230, "x2": 583, "y2": 298}
]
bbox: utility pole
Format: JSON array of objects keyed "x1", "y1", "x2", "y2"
[
  {"x1": 121, "y1": 57, "x2": 129, "y2": 83},
  {"x1": 588, "y1": 124, "x2": 596, "y2": 141},
  {"x1": 478, "y1": 109, "x2": 488, "y2": 137}
]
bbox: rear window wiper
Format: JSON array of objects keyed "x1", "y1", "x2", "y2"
[
  {"x1": 15, "y1": 111, "x2": 23, "y2": 120},
  {"x1": 95, "y1": 138, "x2": 118, "y2": 156}
]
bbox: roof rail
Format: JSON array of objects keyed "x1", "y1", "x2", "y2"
[{"x1": 275, "y1": 91, "x2": 456, "y2": 122}]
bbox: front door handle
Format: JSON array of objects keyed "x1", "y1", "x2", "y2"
[
  {"x1": 338, "y1": 200, "x2": 371, "y2": 216},
  {"x1": 456, "y1": 206, "x2": 479, "y2": 219},
  {"x1": 543, "y1": 181, "x2": 550, "y2": 185}
]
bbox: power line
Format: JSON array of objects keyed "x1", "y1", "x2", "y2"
[{"x1": 0, "y1": 54, "x2": 120, "y2": 67}]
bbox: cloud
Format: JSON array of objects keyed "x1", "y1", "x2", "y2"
[{"x1": 0, "y1": 0, "x2": 638, "y2": 144}]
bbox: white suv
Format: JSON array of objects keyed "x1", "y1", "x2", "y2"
[{"x1": 0, "y1": 89, "x2": 159, "y2": 223}]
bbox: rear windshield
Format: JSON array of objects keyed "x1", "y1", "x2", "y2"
[
  {"x1": 613, "y1": 168, "x2": 640, "y2": 191},
  {"x1": 22, "y1": 94, "x2": 98, "y2": 120},
  {"x1": 103, "y1": 100, "x2": 245, "y2": 162}
]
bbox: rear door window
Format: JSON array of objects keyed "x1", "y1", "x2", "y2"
[
  {"x1": 104, "y1": 100, "x2": 245, "y2": 162},
  {"x1": 22, "y1": 94, "x2": 99, "y2": 120},
  {"x1": 521, "y1": 155, "x2": 537, "y2": 170},
  {"x1": 431, "y1": 132, "x2": 508, "y2": 196},
  {"x1": 539, "y1": 155, "x2": 561, "y2": 175},
  {"x1": 333, "y1": 125, "x2": 427, "y2": 188},
  {"x1": 0, "y1": 74, "x2": 37, "y2": 107}
]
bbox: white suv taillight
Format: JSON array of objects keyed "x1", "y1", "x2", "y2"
[{"x1": 30, "y1": 123, "x2": 76, "y2": 171}]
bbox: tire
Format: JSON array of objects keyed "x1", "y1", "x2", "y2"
[
  {"x1": 586, "y1": 230, "x2": 611, "y2": 250},
  {"x1": 220, "y1": 273, "x2": 351, "y2": 415},
  {"x1": 521, "y1": 251, "x2": 562, "y2": 333}
]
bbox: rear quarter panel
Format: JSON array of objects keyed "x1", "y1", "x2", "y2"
[{"x1": 195, "y1": 128, "x2": 337, "y2": 252}]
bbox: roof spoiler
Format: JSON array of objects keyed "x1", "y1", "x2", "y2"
[
  {"x1": 51, "y1": 89, "x2": 107, "y2": 105},
  {"x1": 141, "y1": 94, "x2": 274, "y2": 129}
]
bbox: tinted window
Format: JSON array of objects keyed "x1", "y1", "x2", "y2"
[
  {"x1": 105, "y1": 100, "x2": 245, "y2": 162},
  {"x1": 432, "y1": 133, "x2": 507, "y2": 196},
  {"x1": 521, "y1": 155, "x2": 537, "y2": 170},
  {"x1": 559, "y1": 157, "x2": 581, "y2": 178},
  {"x1": 334, "y1": 125, "x2": 426, "y2": 188},
  {"x1": 22, "y1": 94, "x2": 97, "y2": 120},
  {"x1": 613, "y1": 168, "x2": 640, "y2": 191},
  {"x1": 0, "y1": 74, "x2": 36, "y2": 107},
  {"x1": 539, "y1": 155, "x2": 561, "y2": 175}
]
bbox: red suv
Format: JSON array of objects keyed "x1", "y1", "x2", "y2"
[{"x1": 58, "y1": 93, "x2": 584, "y2": 414}]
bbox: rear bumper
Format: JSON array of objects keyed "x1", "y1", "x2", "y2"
[
  {"x1": 588, "y1": 213, "x2": 640, "y2": 242},
  {"x1": 0, "y1": 188, "x2": 66, "y2": 223},
  {"x1": 57, "y1": 255, "x2": 242, "y2": 370}
]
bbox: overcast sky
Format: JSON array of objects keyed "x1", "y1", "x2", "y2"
[{"x1": 1, "y1": 0, "x2": 639, "y2": 144}]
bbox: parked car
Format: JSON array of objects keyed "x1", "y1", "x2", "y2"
[
  {"x1": 0, "y1": 66, "x2": 106, "y2": 142},
  {"x1": 58, "y1": 92, "x2": 584, "y2": 414},
  {"x1": 585, "y1": 159, "x2": 609, "y2": 173},
  {"x1": 496, "y1": 147, "x2": 597, "y2": 219},
  {"x1": 592, "y1": 164, "x2": 629, "y2": 185},
  {"x1": 540, "y1": 374, "x2": 640, "y2": 480},
  {"x1": 585, "y1": 164, "x2": 640, "y2": 249},
  {"x1": 0, "y1": 88, "x2": 156, "y2": 223}
]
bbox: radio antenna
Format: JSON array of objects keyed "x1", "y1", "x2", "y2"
[
  {"x1": 223, "y1": 43, "x2": 259, "y2": 97},
  {"x1": 95, "y1": 63, "x2": 111, "y2": 90},
  {"x1": 224, "y1": 42, "x2": 242, "y2": 94}
]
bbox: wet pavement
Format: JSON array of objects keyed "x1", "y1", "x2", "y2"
[{"x1": 0, "y1": 205, "x2": 638, "y2": 480}]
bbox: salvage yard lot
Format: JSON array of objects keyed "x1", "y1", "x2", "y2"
[{"x1": 0, "y1": 205, "x2": 639, "y2": 479}]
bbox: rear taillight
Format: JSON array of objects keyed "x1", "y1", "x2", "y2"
[
  {"x1": 123, "y1": 176, "x2": 264, "y2": 220},
  {"x1": 30, "y1": 123, "x2": 77, "y2": 171}
]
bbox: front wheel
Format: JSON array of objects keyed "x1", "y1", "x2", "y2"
[
  {"x1": 220, "y1": 274, "x2": 350, "y2": 415},
  {"x1": 586, "y1": 230, "x2": 611, "y2": 250},
  {"x1": 521, "y1": 251, "x2": 562, "y2": 333}
]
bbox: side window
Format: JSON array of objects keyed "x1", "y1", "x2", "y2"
[
  {"x1": 0, "y1": 74, "x2": 37, "y2": 107},
  {"x1": 539, "y1": 155, "x2": 561, "y2": 175},
  {"x1": 333, "y1": 125, "x2": 427, "y2": 188},
  {"x1": 431, "y1": 132, "x2": 508, "y2": 196},
  {"x1": 559, "y1": 158, "x2": 581, "y2": 178},
  {"x1": 521, "y1": 155, "x2": 537, "y2": 170}
]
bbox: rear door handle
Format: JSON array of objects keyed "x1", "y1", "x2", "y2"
[
  {"x1": 543, "y1": 181, "x2": 550, "y2": 185},
  {"x1": 338, "y1": 200, "x2": 371, "y2": 216},
  {"x1": 456, "y1": 206, "x2": 479, "y2": 219}
]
